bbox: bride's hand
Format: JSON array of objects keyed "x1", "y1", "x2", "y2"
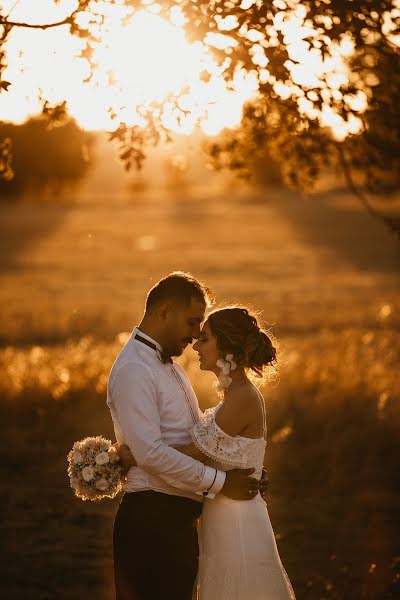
[
  {"x1": 221, "y1": 468, "x2": 259, "y2": 501},
  {"x1": 114, "y1": 442, "x2": 137, "y2": 474}
]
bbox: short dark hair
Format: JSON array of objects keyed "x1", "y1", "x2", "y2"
[{"x1": 145, "y1": 272, "x2": 214, "y2": 311}]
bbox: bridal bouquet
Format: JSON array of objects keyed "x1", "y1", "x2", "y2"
[{"x1": 67, "y1": 436, "x2": 126, "y2": 501}]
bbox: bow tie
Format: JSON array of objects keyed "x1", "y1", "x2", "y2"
[{"x1": 134, "y1": 333, "x2": 172, "y2": 364}]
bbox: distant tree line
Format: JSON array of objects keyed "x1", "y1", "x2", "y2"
[{"x1": 0, "y1": 117, "x2": 94, "y2": 200}]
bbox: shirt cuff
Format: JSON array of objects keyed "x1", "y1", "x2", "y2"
[{"x1": 196, "y1": 466, "x2": 226, "y2": 499}]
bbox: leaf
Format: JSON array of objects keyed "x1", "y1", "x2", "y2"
[
  {"x1": 119, "y1": 149, "x2": 132, "y2": 161},
  {"x1": 0, "y1": 81, "x2": 11, "y2": 92}
]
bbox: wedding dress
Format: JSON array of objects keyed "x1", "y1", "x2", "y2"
[{"x1": 192, "y1": 395, "x2": 296, "y2": 600}]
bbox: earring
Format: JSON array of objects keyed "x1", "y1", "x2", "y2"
[{"x1": 216, "y1": 354, "x2": 237, "y2": 392}]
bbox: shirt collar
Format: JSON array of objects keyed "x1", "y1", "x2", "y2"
[{"x1": 132, "y1": 326, "x2": 164, "y2": 354}]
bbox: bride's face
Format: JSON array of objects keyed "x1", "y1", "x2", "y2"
[{"x1": 193, "y1": 320, "x2": 219, "y2": 372}]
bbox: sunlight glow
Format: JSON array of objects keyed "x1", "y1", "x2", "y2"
[
  {"x1": 0, "y1": 0, "x2": 257, "y2": 134},
  {"x1": 0, "y1": 0, "x2": 379, "y2": 140}
]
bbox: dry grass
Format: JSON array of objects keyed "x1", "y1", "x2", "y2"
[
  {"x1": 1, "y1": 182, "x2": 399, "y2": 346},
  {"x1": 3, "y1": 329, "x2": 399, "y2": 599},
  {"x1": 1, "y1": 168, "x2": 399, "y2": 599}
]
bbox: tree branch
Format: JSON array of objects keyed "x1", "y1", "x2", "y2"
[
  {"x1": 0, "y1": 15, "x2": 73, "y2": 29},
  {"x1": 5, "y1": 0, "x2": 24, "y2": 20},
  {"x1": 336, "y1": 143, "x2": 400, "y2": 240}
]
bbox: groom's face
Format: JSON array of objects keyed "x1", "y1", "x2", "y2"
[{"x1": 162, "y1": 296, "x2": 206, "y2": 357}]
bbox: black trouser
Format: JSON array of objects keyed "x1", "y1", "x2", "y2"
[{"x1": 113, "y1": 491, "x2": 202, "y2": 600}]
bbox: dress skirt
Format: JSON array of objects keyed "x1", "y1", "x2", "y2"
[{"x1": 197, "y1": 493, "x2": 296, "y2": 600}]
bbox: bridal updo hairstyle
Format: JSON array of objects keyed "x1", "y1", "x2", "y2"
[{"x1": 207, "y1": 307, "x2": 277, "y2": 377}]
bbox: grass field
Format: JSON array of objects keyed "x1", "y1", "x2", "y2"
[{"x1": 1, "y1": 148, "x2": 400, "y2": 599}]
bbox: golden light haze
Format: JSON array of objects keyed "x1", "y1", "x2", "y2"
[
  {"x1": 0, "y1": 0, "x2": 383, "y2": 139},
  {"x1": 0, "y1": 0, "x2": 258, "y2": 133}
]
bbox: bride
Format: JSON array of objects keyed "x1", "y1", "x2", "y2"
[{"x1": 120, "y1": 306, "x2": 295, "y2": 599}]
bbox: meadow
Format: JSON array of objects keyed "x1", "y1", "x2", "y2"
[{"x1": 1, "y1": 150, "x2": 399, "y2": 599}]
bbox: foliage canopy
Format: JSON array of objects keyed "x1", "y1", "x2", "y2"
[{"x1": 0, "y1": 1, "x2": 399, "y2": 229}]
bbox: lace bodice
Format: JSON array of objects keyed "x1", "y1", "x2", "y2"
[{"x1": 191, "y1": 401, "x2": 266, "y2": 477}]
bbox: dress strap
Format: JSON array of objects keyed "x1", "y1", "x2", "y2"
[{"x1": 254, "y1": 386, "x2": 267, "y2": 440}]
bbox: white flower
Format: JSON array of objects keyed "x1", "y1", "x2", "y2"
[
  {"x1": 216, "y1": 359, "x2": 231, "y2": 375},
  {"x1": 95, "y1": 479, "x2": 108, "y2": 491},
  {"x1": 226, "y1": 354, "x2": 237, "y2": 370},
  {"x1": 95, "y1": 451, "x2": 110, "y2": 465},
  {"x1": 108, "y1": 446, "x2": 120, "y2": 463},
  {"x1": 70, "y1": 477, "x2": 80, "y2": 489},
  {"x1": 72, "y1": 451, "x2": 84, "y2": 464},
  {"x1": 82, "y1": 466, "x2": 94, "y2": 482}
]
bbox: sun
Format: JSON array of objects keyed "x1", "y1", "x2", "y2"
[
  {"x1": 98, "y1": 11, "x2": 196, "y2": 103},
  {"x1": 70, "y1": 8, "x2": 258, "y2": 134}
]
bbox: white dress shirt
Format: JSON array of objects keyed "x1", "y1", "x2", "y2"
[{"x1": 107, "y1": 327, "x2": 226, "y2": 502}]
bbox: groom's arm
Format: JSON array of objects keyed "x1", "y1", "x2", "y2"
[{"x1": 110, "y1": 361, "x2": 225, "y2": 498}]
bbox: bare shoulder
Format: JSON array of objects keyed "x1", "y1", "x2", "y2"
[
  {"x1": 225, "y1": 381, "x2": 263, "y2": 416},
  {"x1": 216, "y1": 381, "x2": 264, "y2": 436}
]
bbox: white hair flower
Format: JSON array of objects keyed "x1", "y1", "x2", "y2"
[
  {"x1": 226, "y1": 354, "x2": 237, "y2": 370},
  {"x1": 216, "y1": 359, "x2": 230, "y2": 375},
  {"x1": 216, "y1": 354, "x2": 237, "y2": 392}
]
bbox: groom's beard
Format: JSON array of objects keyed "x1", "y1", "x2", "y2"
[{"x1": 166, "y1": 338, "x2": 192, "y2": 359}]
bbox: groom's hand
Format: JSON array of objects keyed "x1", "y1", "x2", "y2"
[
  {"x1": 221, "y1": 468, "x2": 259, "y2": 501},
  {"x1": 114, "y1": 443, "x2": 137, "y2": 474}
]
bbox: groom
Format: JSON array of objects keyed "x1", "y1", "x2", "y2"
[{"x1": 107, "y1": 272, "x2": 267, "y2": 600}]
